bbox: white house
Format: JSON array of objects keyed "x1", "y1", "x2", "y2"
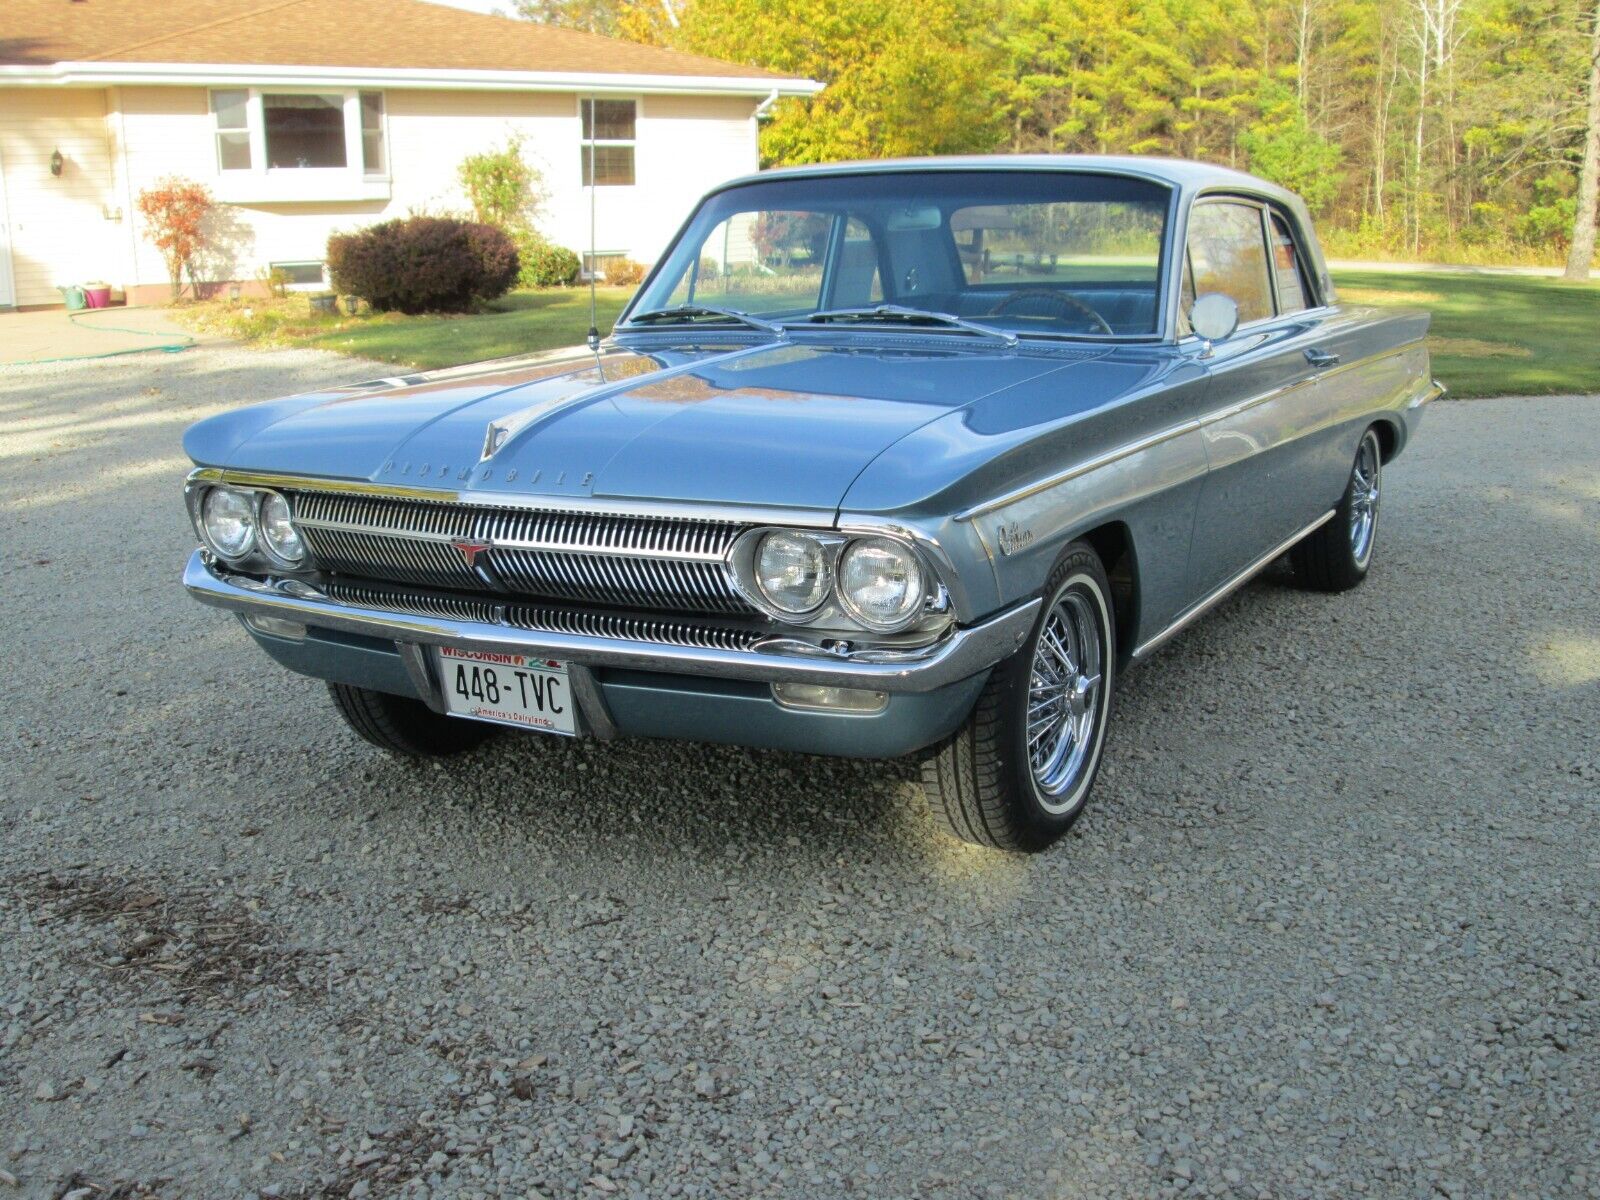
[{"x1": 0, "y1": 0, "x2": 820, "y2": 308}]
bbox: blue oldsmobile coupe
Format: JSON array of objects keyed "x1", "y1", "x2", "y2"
[{"x1": 183, "y1": 157, "x2": 1439, "y2": 852}]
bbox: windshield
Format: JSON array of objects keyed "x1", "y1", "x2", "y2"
[{"x1": 628, "y1": 170, "x2": 1173, "y2": 339}]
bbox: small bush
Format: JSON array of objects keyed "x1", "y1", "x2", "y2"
[
  {"x1": 459, "y1": 139, "x2": 547, "y2": 230},
  {"x1": 603, "y1": 257, "x2": 648, "y2": 286},
  {"x1": 255, "y1": 265, "x2": 292, "y2": 299},
  {"x1": 136, "y1": 177, "x2": 215, "y2": 299},
  {"x1": 464, "y1": 222, "x2": 520, "y2": 298},
  {"x1": 327, "y1": 217, "x2": 519, "y2": 314},
  {"x1": 517, "y1": 236, "x2": 582, "y2": 288}
]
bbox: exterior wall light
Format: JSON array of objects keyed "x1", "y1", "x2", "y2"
[{"x1": 50, "y1": 148, "x2": 64, "y2": 176}]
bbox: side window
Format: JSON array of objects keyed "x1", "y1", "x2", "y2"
[
  {"x1": 831, "y1": 217, "x2": 883, "y2": 307},
  {"x1": 1185, "y1": 202, "x2": 1274, "y2": 325},
  {"x1": 1268, "y1": 212, "x2": 1312, "y2": 313}
]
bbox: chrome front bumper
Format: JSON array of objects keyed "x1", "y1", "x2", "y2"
[{"x1": 183, "y1": 550, "x2": 1037, "y2": 694}]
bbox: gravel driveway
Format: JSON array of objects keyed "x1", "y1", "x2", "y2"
[{"x1": 2, "y1": 346, "x2": 1596, "y2": 1200}]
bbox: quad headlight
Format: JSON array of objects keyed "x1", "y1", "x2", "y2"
[
  {"x1": 755, "y1": 530, "x2": 832, "y2": 614},
  {"x1": 194, "y1": 483, "x2": 307, "y2": 568},
  {"x1": 837, "y1": 536, "x2": 924, "y2": 631},
  {"x1": 736, "y1": 528, "x2": 934, "y2": 632},
  {"x1": 200, "y1": 486, "x2": 258, "y2": 558},
  {"x1": 257, "y1": 490, "x2": 305, "y2": 565}
]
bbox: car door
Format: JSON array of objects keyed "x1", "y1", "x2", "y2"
[{"x1": 1183, "y1": 198, "x2": 1340, "y2": 594}]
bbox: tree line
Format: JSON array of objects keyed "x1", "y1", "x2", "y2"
[{"x1": 518, "y1": 0, "x2": 1600, "y2": 277}]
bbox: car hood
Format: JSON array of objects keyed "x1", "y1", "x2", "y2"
[{"x1": 186, "y1": 339, "x2": 1097, "y2": 514}]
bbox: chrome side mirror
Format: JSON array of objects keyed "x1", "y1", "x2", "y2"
[{"x1": 1189, "y1": 293, "x2": 1240, "y2": 348}]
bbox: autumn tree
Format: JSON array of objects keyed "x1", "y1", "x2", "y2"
[
  {"x1": 635, "y1": 0, "x2": 1004, "y2": 163},
  {"x1": 514, "y1": 0, "x2": 1600, "y2": 265},
  {"x1": 135, "y1": 177, "x2": 215, "y2": 300}
]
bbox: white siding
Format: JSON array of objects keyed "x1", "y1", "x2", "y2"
[
  {"x1": 3, "y1": 84, "x2": 761, "y2": 305},
  {"x1": 629, "y1": 94, "x2": 760, "y2": 259},
  {"x1": 0, "y1": 88, "x2": 124, "y2": 307}
]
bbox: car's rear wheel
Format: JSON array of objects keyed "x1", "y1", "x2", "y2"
[
  {"x1": 1291, "y1": 426, "x2": 1382, "y2": 592},
  {"x1": 920, "y1": 542, "x2": 1115, "y2": 852},
  {"x1": 328, "y1": 683, "x2": 496, "y2": 757}
]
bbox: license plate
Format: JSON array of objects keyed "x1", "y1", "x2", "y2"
[{"x1": 434, "y1": 646, "x2": 576, "y2": 736}]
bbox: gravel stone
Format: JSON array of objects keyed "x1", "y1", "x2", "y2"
[{"x1": 0, "y1": 346, "x2": 1597, "y2": 1199}]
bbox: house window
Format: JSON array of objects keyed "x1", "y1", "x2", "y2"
[
  {"x1": 581, "y1": 98, "x2": 635, "y2": 186},
  {"x1": 211, "y1": 89, "x2": 252, "y2": 171},
  {"x1": 264, "y1": 93, "x2": 347, "y2": 168},
  {"x1": 270, "y1": 261, "x2": 328, "y2": 290},
  {"x1": 359, "y1": 91, "x2": 386, "y2": 176},
  {"x1": 210, "y1": 89, "x2": 389, "y2": 176}
]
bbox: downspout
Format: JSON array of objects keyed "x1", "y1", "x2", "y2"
[{"x1": 753, "y1": 88, "x2": 780, "y2": 120}]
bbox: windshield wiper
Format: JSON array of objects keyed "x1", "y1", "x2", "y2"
[
  {"x1": 623, "y1": 304, "x2": 785, "y2": 336},
  {"x1": 787, "y1": 304, "x2": 1018, "y2": 348}
]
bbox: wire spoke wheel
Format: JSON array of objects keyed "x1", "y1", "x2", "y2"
[
  {"x1": 920, "y1": 543, "x2": 1116, "y2": 852},
  {"x1": 1027, "y1": 590, "x2": 1105, "y2": 808},
  {"x1": 1348, "y1": 431, "x2": 1381, "y2": 565}
]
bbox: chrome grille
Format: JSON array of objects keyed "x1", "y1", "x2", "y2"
[
  {"x1": 290, "y1": 491, "x2": 751, "y2": 614},
  {"x1": 323, "y1": 581, "x2": 764, "y2": 653}
]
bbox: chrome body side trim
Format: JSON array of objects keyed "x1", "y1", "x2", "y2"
[
  {"x1": 955, "y1": 420, "x2": 1202, "y2": 522},
  {"x1": 1131, "y1": 509, "x2": 1335, "y2": 660},
  {"x1": 184, "y1": 551, "x2": 1035, "y2": 694},
  {"x1": 955, "y1": 340, "x2": 1427, "y2": 525}
]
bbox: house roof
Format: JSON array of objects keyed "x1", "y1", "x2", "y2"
[{"x1": 0, "y1": 0, "x2": 820, "y2": 94}]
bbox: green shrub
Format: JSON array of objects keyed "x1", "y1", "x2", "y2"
[
  {"x1": 516, "y1": 235, "x2": 582, "y2": 288},
  {"x1": 327, "y1": 217, "x2": 519, "y2": 314},
  {"x1": 459, "y1": 139, "x2": 546, "y2": 230}
]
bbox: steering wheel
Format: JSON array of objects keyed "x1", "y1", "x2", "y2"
[{"x1": 990, "y1": 288, "x2": 1114, "y2": 336}]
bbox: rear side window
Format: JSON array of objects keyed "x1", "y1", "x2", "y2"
[
  {"x1": 1185, "y1": 202, "x2": 1274, "y2": 325},
  {"x1": 1269, "y1": 212, "x2": 1313, "y2": 313}
]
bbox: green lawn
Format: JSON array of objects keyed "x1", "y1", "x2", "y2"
[
  {"x1": 303, "y1": 287, "x2": 634, "y2": 369},
  {"x1": 174, "y1": 286, "x2": 636, "y2": 371},
  {"x1": 1331, "y1": 269, "x2": 1600, "y2": 399}
]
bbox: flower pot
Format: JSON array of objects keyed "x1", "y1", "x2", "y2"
[{"x1": 83, "y1": 285, "x2": 112, "y2": 309}]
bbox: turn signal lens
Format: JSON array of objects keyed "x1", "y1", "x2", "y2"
[{"x1": 772, "y1": 682, "x2": 888, "y2": 713}]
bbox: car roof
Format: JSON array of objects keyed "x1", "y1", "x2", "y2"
[{"x1": 712, "y1": 154, "x2": 1300, "y2": 205}]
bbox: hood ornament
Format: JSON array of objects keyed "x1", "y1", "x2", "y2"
[{"x1": 481, "y1": 422, "x2": 512, "y2": 460}]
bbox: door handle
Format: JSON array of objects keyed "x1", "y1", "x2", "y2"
[{"x1": 1304, "y1": 348, "x2": 1341, "y2": 368}]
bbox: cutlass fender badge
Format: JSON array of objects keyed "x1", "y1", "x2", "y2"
[{"x1": 996, "y1": 523, "x2": 1035, "y2": 556}]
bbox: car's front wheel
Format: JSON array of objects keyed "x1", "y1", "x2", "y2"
[
  {"x1": 920, "y1": 542, "x2": 1116, "y2": 852},
  {"x1": 328, "y1": 683, "x2": 497, "y2": 757}
]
